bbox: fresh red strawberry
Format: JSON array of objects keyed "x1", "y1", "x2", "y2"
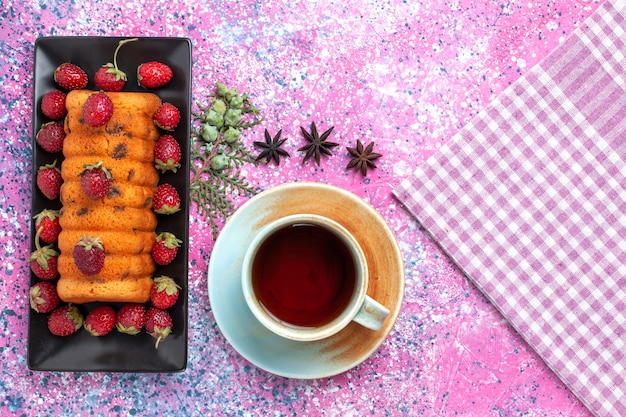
[
  {"x1": 153, "y1": 183, "x2": 181, "y2": 214},
  {"x1": 29, "y1": 249, "x2": 58, "y2": 280},
  {"x1": 41, "y1": 89, "x2": 67, "y2": 120},
  {"x1": 145, "y1": 307, "x2": 173, "y2": 349},
  {"x1": 137, "y1": 61, "x2": 173, "y2": 89},
  {"x1": 29, "y1": 281, "x2": 60, "y2": 313},
  {"x1": 150, "y1": 275, "x2": 181, "y2": 309},
  {"x1": 152, "y1": 232, "x2": 182, "y2": 266},
  {"x1": 73, "y1": 236, "x2": 105, "y2": 276},
  {"x1": 36, "y1": 160, "x2": 63, "y2": 200},
  {"x1": 33, "y1": 209, "x2": 61, "y2": 244},
  {"x1": 48, "y1": 304, "x2": 83, "y2": 336},
  {"x1": 94, "y1": 38, "x2": 137, "y2": 92},
  {"x1": 115, "y1": 303, "x2": 146, "y2": 335},
  {"x1": 29, "y1": 226, "x2": 59, "y2": 280},
  {"x1": 84, "y1": 305, "x2": 116, "y2": 336},
  {"x1": 82, "y1": 92, "x2": 113, "y2": 127},
  {"x1": 36, "y1": 122, "x2": 66, "y2": 153},
  {"x1": 94, "y1": 67, "x2": 126, "y2": 92},
  {"x1": 54, "y1": 63, "x2": 88, "y2": 90},
  {"x1": 153, "y1": 102, "x2": 180, "y2": 131},
  {"x1": 154, "y1": 134, "x2": 181, "y2": 173},
  {"x1": 79, "y1": 160, "x2": 113, "y2": 199}
]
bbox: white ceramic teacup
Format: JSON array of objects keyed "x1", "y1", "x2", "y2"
[{"x1": 242, "y1": 213, "x2": 390, "y2": 342}]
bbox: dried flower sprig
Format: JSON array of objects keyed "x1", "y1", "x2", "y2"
[{"x1": 190, "y1": 82, "x2": 263, "y2": 239}]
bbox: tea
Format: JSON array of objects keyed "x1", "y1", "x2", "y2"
[{"x1": 251, "y1": 223, "x2": 356, "y2": 327}]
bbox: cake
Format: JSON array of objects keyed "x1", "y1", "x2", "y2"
[{"x1": 56, "y1": 90, "x2": 162, "y2": 304}]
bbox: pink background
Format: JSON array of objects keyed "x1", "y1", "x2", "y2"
[{"x1": 0, "y1": 0, "x2": 603, "y2": 415}]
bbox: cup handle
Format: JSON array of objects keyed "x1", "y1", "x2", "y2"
[{"x1": 352, "y1": 295, "x2": 390, "y2": 331}]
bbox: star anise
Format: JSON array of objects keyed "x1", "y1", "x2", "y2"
[
  {"x1": 297, "y1": 122, "x2": 339, "y2": 166},
  {"x1": 346, "y1": 140, "x2": 382, "y2": 176},
  {"x1": 254, "y1": 128, "x2": 290, "y2": 165}
]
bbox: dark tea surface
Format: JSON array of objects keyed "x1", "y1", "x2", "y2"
[{"x1": 252, "y1": 223, "x2": 356, "y2": 327}]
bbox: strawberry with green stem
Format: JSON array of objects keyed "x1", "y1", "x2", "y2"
[
  {"x1": 36, "y1": 160, "x2": 63, "y2": 200},
  {"x1": 150, "y1": 276, "x2": 180, "y2": 309},
  {"x1": 94, "y1": 38, "x2": 138, "y2": 92},
  {"x1": 115, "y1": 303, "x2": 146, "y2": 335},
  {"x1": 145, "y1": 307, "x2": 173, "y2": 349},
  {"x1": 33, "y1": 209, "x2": 61, "y2": 244},
  {"x1": 73, "y1": 236, "x2": 105, "y2": 276},
  {"x1": 84, "y1": 305, "x2": 116, "y2": 336},
  {"x1": 29, "y1": 226, "x2": 59, "y2": 280},
  {"x1": 29, "y1": 281, "x2": 60, "y2": 313},
  {"x1": 154, "y1": 134, "x2": 181, "y2": 173},
  {"x1": 152, "y1": 232, "x2": 182, "y2": 265},
  {"x1": 48, "y1": 304, "x2": 83, "y2": 337},
  {"x1": 79, "y1": 160, "x2": 113, "y2": 200},
  {"x1": 153, "y1": 102, "x2": 181, "y2": 131},
  {"x1": 153, "y1": 183, "x2": 181, "y2": 214}
]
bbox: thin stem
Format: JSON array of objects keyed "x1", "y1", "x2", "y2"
[{"x1": 113, "y1": 38, "x2": 138, "y2": 70}]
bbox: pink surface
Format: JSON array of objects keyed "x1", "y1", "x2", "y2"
[
  {"x1": 0, "y1": 0, "x2": 604, "y2": 415},
  {"x1": 394, "y1": 2, "x2": 626, "y2": 414}
]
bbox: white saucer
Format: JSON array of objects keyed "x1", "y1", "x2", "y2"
[{"x1": 207, "y1": 182, "x2": 405, "y2": 378}]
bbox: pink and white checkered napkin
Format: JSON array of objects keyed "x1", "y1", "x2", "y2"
[{"x1": 394, "y1": 1, "x2": 626, "y2": 416}]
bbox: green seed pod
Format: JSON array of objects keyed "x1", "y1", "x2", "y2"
[
  {"x1": 216, "y1": 82, "x2": 238, "y2": 102},
  {"x1": 210, "y1": 154, "x2": 230, "y2": 171},
  {"x1": 230, "y1": 96, "x2": 244, "y2": 110},
  {"x1": 227, "y1": 89, "x2": 238, "y2": 102},
  {"x1": 211, "y1": 99, "x2": 227, "y2": 115},
  {"x1": 223, "y1": 127, "x2": 241, "y2": 144},
  {"x1": 224, "y1": 109, "x2": 242, "y2": 127},
  {"x1": 200, "y1": 123, "x2": 218, "y2": 142},
  {"x1": 216, "y1": 82, "x2": 229, "y2": 97},
  {"x1": 206, "y1": 109, "x2": 224, "y2": 128}
]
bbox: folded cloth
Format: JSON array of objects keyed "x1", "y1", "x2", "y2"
[{"x1": 393, "y1": 1, "x2": 625, "y2": 416}]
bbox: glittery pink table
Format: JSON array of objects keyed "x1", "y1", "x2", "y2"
[{"x1": 0, "y1": 1, "x2": 603, "y2": 415}]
